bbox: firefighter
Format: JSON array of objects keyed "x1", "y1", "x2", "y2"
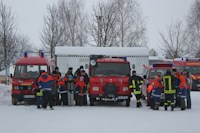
[
  {"x1": 179, "y1": 74, "x2": 187, "y2": 110},
  {"x1": 52, "y1": 67, "x2": 61, "y2": 105},
  {"x1": 38, "y1": 71, "x2": 54, "y2": 110},
  {"x1": 68, "y1": 67, "x2": 73, "y2": 76},
  {"x1": 183, "y1": 69, "x2": 192, "y2": 109},
  {"x1": 163, "y1": 69, "x2": 176, "y2": 111},
  {"x1": 172, "y1": 69, "x2": 181, "y2": 108},
  {"x1": 129, "y1": 70, "x2": 143, "y2": 107},
  {"x1": 147, "y1": 84, "x2": 154, "y2": 109},
  {"x1": 57, "y1": 76, "x2": 67, "y2": 106},
  {"x1": 152, "y1": 75, "x2": 164, "y2": 110}
]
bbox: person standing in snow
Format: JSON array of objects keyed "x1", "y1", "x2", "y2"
[
  {"x1": 172, "y1": 69, "x2": 181, "y2": 108},
  {"x1": 152, "y1": 75, "x2": 164, "y2": 110},
  {"x1": 57, "y1": 76, "x2": 67, "y2": 106},
  {"x1": 179, "y1": 74, "x2": 187, "y2": 110},
  {"x1": 38, "y1": 71, "x2": 54, "y2": 110},
  {"x1": 68, "y1": 67, "x2": 73, "y2": 76},
  {"x1": 66, "y1": 75, "x2": 75, "y2": 106},
  {"x1": 75, "y1": 76, "x2": 87, "y2": 106},
  {"x1": 81, "y1": 70, "x2": 89, "y2": 106},
  {"x1": 52, "y1": 67, "x2": 61, "y2": 105},
  {"x1": 183, "y1": 69, "x2": 192, "y2": 109},
  {"x1": 129, "y1": 70, "x2": 143, "y2": 107},
  {"x1": 163, "y1": 70, "x2": 176, "y2": 111},
  {"x1": 75, "y1": 65, "x2": 84, "y2": 77}
]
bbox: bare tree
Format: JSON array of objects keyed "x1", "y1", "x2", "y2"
[
  {"x1": 0, "y1": 1, "x2": 19, "y2": 84},
  {"x1": 87, "y1": 1, "x2": 118, "y2": 47},
  {"x1": 158, "y1": 20, "x2": 189, "y2": 59},
  {"x1": 40, "y1": 3, "x2": 64, "y2": 58},
  {"x1": 187, "y1": 0, "x2": 200, "y2": 57},
  {"x1": 115, "y1": 0, "x2": 147, "y2": 47},
  {"x1": 58, "y1": 0, "x2": 87, "y2": 47},
  {"x1": 87, "y1": 0, "x2": 147, "y2": 47}
]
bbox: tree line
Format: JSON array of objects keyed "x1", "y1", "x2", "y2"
[{"x1": 1, "y1": 0, "x2": 200, "y2": 70}]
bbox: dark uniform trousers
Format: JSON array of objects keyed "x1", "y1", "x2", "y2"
[{"x1": 164, "y1": 94, "x2": 175, "y2": 107}]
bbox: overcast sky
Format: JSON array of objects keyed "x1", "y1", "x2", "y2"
[{"x1": 2, "y1": 0, "x2": 196, "y2": 50}]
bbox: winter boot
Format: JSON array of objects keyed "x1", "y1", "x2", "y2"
[
  {"x1": 165, "y1": 106, "x2": 167, "y2": 111},
  {"x1": 180, "y1": 99, "x2": 186, "y2": 110},
  {"x1": 50, "y1": 107, "x2": 54, "y2": 110},
  {"x1": 137, "y1": 103, "x2": 140, "y2": 108},
  {"x1": 171, "y1": 106, "x2": 174, "y2": 111}
]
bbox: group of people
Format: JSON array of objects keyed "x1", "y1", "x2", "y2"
[
  {"x1": 129, "y1": 69, "x2": 192, "y2": 111},
  {"x1": 32, "y1": 65, "x2": 89, "y2": 110}
]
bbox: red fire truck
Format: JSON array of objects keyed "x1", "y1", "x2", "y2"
[
  {"x1": 89, "y1": 55, "x2": 131, "y2": 107},
  {"x1": 11, "y1": 52, "x2": 55, "y2": 105},
  {"x1": 141, "y1": 63, "x2": 177, "y2": 104},
  {"x1": 173, "y1": 58, "x2": 200, "y2": 90}
]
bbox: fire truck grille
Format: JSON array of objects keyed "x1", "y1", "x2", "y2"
[{"x1": 19, "y1": 86, "x2": 32, "y2": 90}]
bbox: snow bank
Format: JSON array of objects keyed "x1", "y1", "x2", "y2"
[{"x1": 0, "y1": 84, "x2": 11, "y2": 105}]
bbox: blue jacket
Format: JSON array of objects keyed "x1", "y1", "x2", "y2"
[{"x1": 38, "y1": 72, "x2": 53, "y2": 92}]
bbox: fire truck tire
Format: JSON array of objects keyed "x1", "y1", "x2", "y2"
[
  {"x1": 12, "y1": 98, "x2": 17, "y2": 105},
  {"x1": 126, "y1": 100, "x2": 130, "y2": 107},
  {"x1": 90, "y1": 98, "x2": 95, "y2": 106}
]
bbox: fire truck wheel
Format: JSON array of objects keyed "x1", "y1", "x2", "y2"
[
  {"x1": 90, "y1": 98, "x2": 95, "y2": 106},
  {"x1": 126, "y1": 100, "x2": 130, "y2": 107},
  {"x1": 12, "y1": 98, "x2": 17, "y2": 105}
]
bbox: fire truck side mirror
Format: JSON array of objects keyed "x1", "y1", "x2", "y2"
[
  {"x1": 85, "y1": 64, "x2": 88, "y2": 69},
  {"x1": 132, "y1": 64, "x2": 135, "y2": 69},
  {"x1": 10, "y1": 74, "x2": 13, "y2": 78}
]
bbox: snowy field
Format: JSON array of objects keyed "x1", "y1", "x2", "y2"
[{"x1": 0, "y1": 84, "x2": 200, "y2": 133}]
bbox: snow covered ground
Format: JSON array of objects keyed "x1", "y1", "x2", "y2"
[{"x1": 0, "y1": 84, "x2": 199, "y2": 133}]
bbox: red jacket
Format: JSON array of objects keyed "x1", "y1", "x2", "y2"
[
  {"x1": 75, "y1": 81, "x2": 87, "y2": 96},
  {"x1": 179, "y1": 75, "x2": 187, "y2": 89}
]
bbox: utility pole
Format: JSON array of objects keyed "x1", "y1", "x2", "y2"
[{"x1": 96, "y1": 16, "x2": 103, "y2": 47}]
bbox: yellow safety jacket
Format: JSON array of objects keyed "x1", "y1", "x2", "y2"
[{"x1": 129, "y1": 75, "x2": 143, "y2": 95}]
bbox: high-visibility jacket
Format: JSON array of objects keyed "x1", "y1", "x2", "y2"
[
  {"x1": 147, "y1": 84, "x2": 153, "y2": 94},
  {"x1": 179, "y1": 75, "x2": 187, "y2": 99},
  {"x1": 152, "y1": 79, "x2": 164, "y2": 98},
  {"x1": 163, "y1": 72, "x2": 176, "y2": 94},
  {"x1": 128, "y1": 75, "x2": 143, "y2": 95}
]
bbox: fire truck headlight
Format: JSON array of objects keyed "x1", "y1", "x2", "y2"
[
  {"x1": 14, "y1": 86, "x2": 19, "y2": 90},
  {"x1": 27, "y1": 86, "x2": 32, "y2": 90},
  {"x1": 93, "y1": 87, "x2": 99, "y2": 91},
  {"x1": 123, "y1": 87, "x2": 129, "y2": 91}
]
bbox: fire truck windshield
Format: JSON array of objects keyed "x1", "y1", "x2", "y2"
[
  {"x1": 149, "y1": 69, "x2": 173, "y2": 79},
  {"x1": 93, "y1": 63, "x2": 130, "y2": 77},
  {"x1": 14, "y1": 65, "x2": 47, "y2": 79},
  {"x1": 183, "y1": 66, "x2": 200, "y2": 74}
]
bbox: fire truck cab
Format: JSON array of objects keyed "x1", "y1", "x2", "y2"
[
  {"x1": 89, "y1": 55, "x2": 131, "y2": 107},
  {"x1": 11, "y1": 52, "x2": 55, "y2": 105},
  {"x1": 141, "y1": 63, "x2": 177, "y2": 102},
  {"x1": 173, "y1": 58, "x2": 200, "y2": 90}
]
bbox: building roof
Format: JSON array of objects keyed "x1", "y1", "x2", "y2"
[{"x1": 55, "y1": 46, "x2": 149, "y2": 57}]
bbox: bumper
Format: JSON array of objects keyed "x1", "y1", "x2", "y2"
[
  {"x1": 89, "y1": 94, "x2": 132, "y2": 101},
  {"x1": 12, "y1": 94, "x2": 37, "y2": 101},
  {"x1": 191, "y1": 86, "x2": 200, "y2": 91}
]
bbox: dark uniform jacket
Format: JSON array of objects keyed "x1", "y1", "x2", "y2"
[
  {"x1": 163, "y1": 71, "x2": 176, "y2": 94},
  {"x1": 129, "y1": 75, "x2": 143, "y2": 94}
]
